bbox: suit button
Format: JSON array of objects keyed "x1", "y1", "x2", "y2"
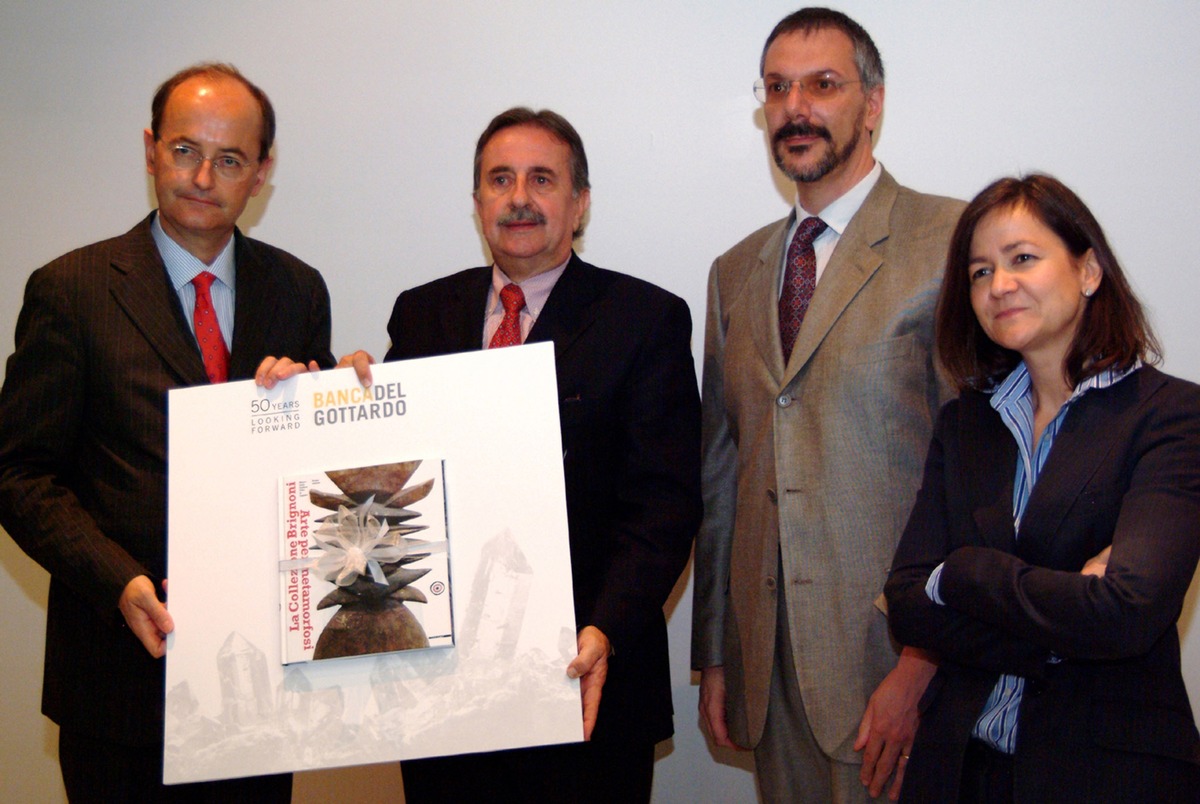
[
  {"x1": 776, "y1": 394, "x2": 792, "y2": 408},
  {"x1": 766, "y1": 488, "x2": 777, "y2": 504},
  {"x1": 765, "y1": 577, "x2": 777, "y2": 591}
]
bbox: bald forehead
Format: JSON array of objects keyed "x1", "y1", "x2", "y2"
[
  {"x1": 165, "y1": 75, "x2": 256, "y2": 113},
  {"x1": 160, "y1": 76, "x2": 265, "y2": 149}
]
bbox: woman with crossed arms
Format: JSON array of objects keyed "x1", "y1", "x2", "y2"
[{"x1": 886, "y1": 174, "x2": 1200, "y2": 803}]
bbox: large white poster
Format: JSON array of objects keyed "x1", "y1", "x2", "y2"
[{"x1": 164, "y1": 344, "x2": 580, "y2": 784}]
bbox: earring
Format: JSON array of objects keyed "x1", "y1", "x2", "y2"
[{"x1": 1083, "y1": 288, "x2": 1094, "y2": 298}]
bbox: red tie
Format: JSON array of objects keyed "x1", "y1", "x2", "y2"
[
  {"x1": 489, "y1": 284, "x2": 526, "y2": 349},
  {"x1": 779, "y1": 217, "x2": 827, "y2": 362},
  {"x1": 191, "y1": 271, "x2": 230, "y2": 383}
]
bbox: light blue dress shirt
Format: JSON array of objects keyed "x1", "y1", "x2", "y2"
[{"x1": 151, "y1": 213, "x2": 236, "y2": 350}]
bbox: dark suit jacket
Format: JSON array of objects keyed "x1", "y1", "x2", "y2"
[
  {"x1": 0, "y1": 213, "x2": 334, "y2": 745},
  {"x1": 384, "y1": 253, "x2": 701, "y2": 745},
  {"x1": 886, "y1": 366, "x2": 1200, "y2": 802}
]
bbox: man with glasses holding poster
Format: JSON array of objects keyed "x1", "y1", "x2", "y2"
[{"x1": 0, "y1": 63, "x2": 333, "y2": 799}]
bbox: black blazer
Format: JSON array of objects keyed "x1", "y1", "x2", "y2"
[
  {"x1": 886, "y1": 366, "x2": 1200, "y2": 802},
  {"x1": 384, "y1": 253, "x2": 702, "y2": 745},
  {"x1": 0, "y1": 214, "x2": 334, "y2": 745}
]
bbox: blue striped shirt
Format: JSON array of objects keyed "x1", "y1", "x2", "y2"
[
  {"x1": 926, "y1": 360, "x2": 1137, "y2": 753},
  {"x1": 151, "y1": 213, "x2": 236, "y2": 351}
]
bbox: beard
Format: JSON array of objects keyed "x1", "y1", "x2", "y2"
[{"x1": 772, "y1": 104, "x2": 866, "y2": 183}]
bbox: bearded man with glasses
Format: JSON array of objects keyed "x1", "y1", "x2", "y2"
[{"x1": 691, "y1": 8, "x2": 965, "y2": 802}]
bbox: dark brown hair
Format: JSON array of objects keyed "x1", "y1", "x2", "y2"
[
  {"x1": 150, "y1": 63, "x2": 275, "y2": 161},
  {"x1": 937, "y1": 174, "x2": 1160, "y2": 391}
]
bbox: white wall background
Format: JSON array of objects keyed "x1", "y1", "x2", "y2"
[{"x1": 2, "y1": 2, "x2": 1199, "y2": 801}]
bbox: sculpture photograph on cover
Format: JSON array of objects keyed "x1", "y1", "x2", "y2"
[{"x1": 279, "y1": 459, "x2": 452, "y2": 664}]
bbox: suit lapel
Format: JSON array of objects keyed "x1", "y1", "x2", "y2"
[
  {"x1": 527, "y1": 254, "x2": 603, "y2": 360},
  {"x1": 107, "y1": 215, "x2": 208, "y2": 386},
  {"x1": 1018, "y1": 369, "x2": 1161, "y2": 557},
  {"x1": 229, "y1": 230, "x2": 271, "y2": 379},
  {"x1": 783, "y1": 171, "x2": 898, "y2": 385},
  {"x1": 448, "y1": 268, "x2": 493, "y2": 351},
  {"x1": 745, "y1": 220, "x2": 792, "y2": 385},
  {"x1": 960, "y1": 393, "x2": 1019, "y2": 552}
]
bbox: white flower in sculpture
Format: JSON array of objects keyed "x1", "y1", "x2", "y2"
[{"x1": 311, "y1": 500, "x2": 405, "y2": 587}]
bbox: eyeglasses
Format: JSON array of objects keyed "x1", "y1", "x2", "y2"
[
  {"x1": 165, "y1": 143, "x2": 258, "y2": 180},
  {"x1": 753, "y1": 76, "x2": 861, "y2": 105}
]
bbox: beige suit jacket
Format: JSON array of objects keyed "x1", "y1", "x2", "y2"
[{"x1": 691, "y1": 169, "x2": 964, "y2": 755}]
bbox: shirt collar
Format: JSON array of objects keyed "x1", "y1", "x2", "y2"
[
  {"x1": 152, "y1": 212, "x2": 237, "y2": 292},
  {"x1": 794, "y1": 159, "x2": 882, "y2": 235},
  {"x1": 990, "y1": 360, "x2": 1141, "y2": 413},
  {"x1": 489, "y1": 256, "x2": 570, "y2": 318}
]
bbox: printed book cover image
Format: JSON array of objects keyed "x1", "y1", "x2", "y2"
[{"x1": 279, "y1": 459, "x2": 452, "y2": 664}]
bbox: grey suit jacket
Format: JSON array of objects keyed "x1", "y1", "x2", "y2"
[
  {"x1": 691, "y1": 169, "x2": 964, "y2": 753},
  {"x1": 0, "y1": 214, "x2": 334, "y2": 744}
]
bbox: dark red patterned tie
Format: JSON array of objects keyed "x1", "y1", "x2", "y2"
[
  {"x1": 779, "y1": 217, "x2": 827, "y2": 362},
  {"x1": 488, "y1": 283, "x2": 526, "y2": 349},
  {"x1": 191, "y1": 271, "x2": 229, "y2": 383}
]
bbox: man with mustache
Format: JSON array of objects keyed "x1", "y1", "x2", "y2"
[
  {"x1": 302, "y1": 107, "x2": 701, "y2": 802},
  {"x1": 690, "y1": 9, "x2": 964, "y2": 802}
]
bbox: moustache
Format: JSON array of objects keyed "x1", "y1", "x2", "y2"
[
  {"x1": 497, "y1": 206, "x2": 546, "y2": 226},
  {"x1": 773, "y1": 122, "x2": 832, "y2": 145}
]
